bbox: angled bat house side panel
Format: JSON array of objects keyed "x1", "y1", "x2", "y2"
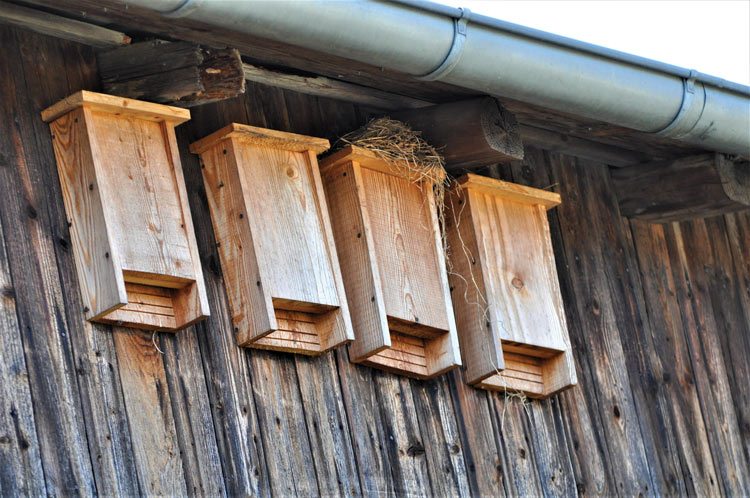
[
  {"x1": 320, "y1": 145, "x2": 461, "y2": 379},
  {"x1": 446, "y1": 174, "x2": 576, "y2": 398},
  {"x1": 191, "y1": 123, "x2": 354, "y2": 355},
  {"x1": 42, "y1": 90, "x2": 209, "y2": 331}
]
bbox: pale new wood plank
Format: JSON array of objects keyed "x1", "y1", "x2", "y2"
[
  {"x1": 360, "y1": 167, "x2": 449, "y2": 331},
  {"x1": 252, "y1": 335, "x2": 322, "y2": 355},
  {"x1": 446, "y1": 174, "x2": 575, "y2": 397},
  {"x1": 199, "y1": 140, "x2": 276, "y2": 344},
  {"x1": 189, "y1": 122, "x2": 329, "y2": 155},
  {"x1": 125, "y1": 290, "x2": 174, "y2": 308},
  {"x1": 48, "y1": 107, "x2": 127, "y2": 320},
  {"x1": 502, "y1": 341, "x2": 562, "y2": 359},
  {"x1": 445, "y1": 187, "x2": 503, "y2": 384},
  {"x1": 320, "y1": 148, "x2": 460, "y2": 378},
  {"x1": 41, "y1": 90, "x2": 190, "y2": 124},
  {"x1": 124, "y1": 282, "x2": 173, "y2": 298},
  {"x1": 103, "y1": 308, "x2": 178, "y2": 331},
  {"x1": 363, "y1": 354, "x2": 429, "y2": 378},
  {"x1": 456, "y1": 173, "x2": 561, "y2": 209},
  {"x1": 479, "y1": 374, "x2": 545, "y2": 396},
  {"x1": 87, "y1": 112, "x2": 195, "y2": 282},
  {"x1": 161, "y1": 123, "x2": 211, "y2": 326},
  {"x1": 193, "y1": 124, "x2": 352, "y2": 353},
  {"x1": 320, "y1": 161, "x2": 390, "y2": 361},
  {"x1": 238, "y1": 146, "x2": 339, "y2": 308}
]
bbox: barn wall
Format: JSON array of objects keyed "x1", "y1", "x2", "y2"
[{"x1": 0, "y1": 25, "x2": 748, "y2": 497}]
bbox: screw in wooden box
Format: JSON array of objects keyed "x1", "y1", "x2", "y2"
[
  {"x1": 190, "y1": 124, "x2": 354, "y2": 354},
  {"x1": 445, "y1": 174, "x2": 577, "y2": 398},
  {"x1": 319, "y1": 145, "x2": 461, "y2": 378},
  {"x1": 41, "y1": 91, "x2": 210, "y2": 331}
]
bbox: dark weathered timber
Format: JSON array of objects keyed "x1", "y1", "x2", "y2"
[
  {"x1": 113, "y1": 329, "x2": 188, "y2": 496},
  {"x1": 723, "y1": 212, "x2": 750, "y2": 467},
  {"x1": 15, "y1": 27, "x2": 141, "y2": 496},
  {"x1": 0, "y1": 198, "x2": 46, "y2": 497},
  {"x1": 629, "y1": 220, "x2": 722, "y2": 495},
  {"x1": 519, "y1": 124, "x2": 650, "y2": 167},
  {"x1": 666, "y1": 219, "x2": 750, "y2": 494},
  {"x1": 98, "y1": 40, "x2": 245, "y2": 106},
  {"x1": 2, "y1": 23, "x2": 750, "y2": 498},
  {"x1": 0, "y1": 25, "x2": 97, "y2": 496},
  {"x1": 243, "y1": 62, "x2": 430, "y2": 111},
  {"x1": 0, "y1": 0, "x2": 129, "y2": 47},
  {"x1": 393, "y1": 97, "x2": 524, "y2": 170},
  {"x1": 612, "y1": 153, "x2": 750, "y2": 222},
  {"x1": 410, "y1": 377, "x2": 472, "y2": 497},
  {"x1": 547, "y1": 154, "x2": 656, "y2": 495},
  {"x1": 160, "y1": 329, "x2": 226, "y2": 497}
]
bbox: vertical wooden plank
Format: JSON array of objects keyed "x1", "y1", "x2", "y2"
[
  {"x1": 628, "y1": 220, "x2": 720, "y2": 495},
  {"x1": 15, "y1": 28, "x2": 141, "y2": 496},
  {"x1": 723, "y1": 211, "x2": 750, "y2": 465},
  {"x1": 666, "y1": 218, "x2": 750, "y2": 494},
  {"x1": 113, "y1": 329, "x2": 188, "y2": 496},
  {"x1": 0, "y1": 25, "x2": 96, "y2": 496},
  {"x1": 160, "y1": 329, "x2": 227, "y2": 497},
  {"x1": 370, "y1": 372, "x2": 433, "y2": 496},
  {"x1": 247, "y1": 349, "x2": 321, "y2": 496},
  {"x1": 0, "y1": 199, "x2": 46, "y2": 497},
  {"x1": 294, "y1": 354, "x2": 363, "y2": 497},
  {"x1": 410, "y1": 377, "x2": 472, "y2": 497},
  {"x1": 447, "y1": 370, "x2": 507, "y2": 496},
  {"x1": 335, "y1": 350, "x2": 398, "y2": 495},
  {"x1": 175, "y1": 123, "x2": 270, "y2": 496},
  {"x1": 489, "y1": 398, "x2": 545, "y2": 497},
  {"x1": 544, "y1": 152, "x2": 656, "y2": 495}
]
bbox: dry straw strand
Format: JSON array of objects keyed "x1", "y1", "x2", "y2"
[{"x1": 334, "y1": 117, "x2": 450, "y2": 249}]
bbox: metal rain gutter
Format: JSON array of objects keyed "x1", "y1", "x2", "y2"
[{"x1": 122, "y1": 0, "x2": 750, "y2": 155}]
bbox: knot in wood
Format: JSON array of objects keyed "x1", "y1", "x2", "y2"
[
  {"x1": 511, "y1": 276, "x2": 524, "y2": 290},
  {"x1": 284, "y1": 164, "x2": 299, "y2": 180}
]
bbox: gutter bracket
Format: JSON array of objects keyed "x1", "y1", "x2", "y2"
[
  {"x1": 417, "y1": 7, "x2": 471, "y2": 81},
  {"x1": 655, "y1": 69, "x2": 706, "y2": 139},
  {"x1": 161, "y1": 0, "x2": 203, "y2": 18}
]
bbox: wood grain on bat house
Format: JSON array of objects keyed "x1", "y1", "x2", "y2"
[
  {"x1": 42, "y1": 90, "x2": 209, "y2": 331},
  {"x1": 445, "y1": 174, "x2": 576, "y2": 398},
  {"x1": 191, "y1": 123, "x2": 354, "y2": 354},
  {"x1": 319, "y1": 145, "x2": 461, "y2": 378}
]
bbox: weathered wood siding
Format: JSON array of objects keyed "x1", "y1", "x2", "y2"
[{"x1": 0, "y1": 25, "x2": 748, "y2": 497}]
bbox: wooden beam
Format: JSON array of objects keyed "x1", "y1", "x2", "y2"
[
  {"x1": 0, "y1": 1, "x2": 129, "y2": 47},
  {"x1": 519, "y1": 124, "x2": 649, "y2": 167},
  {"x1": 97, "y1": 40, "x2": 245, "y2": 107},
  {"x1": 392, "y1": 97, "x2": 524, "y2": 170},
  {"x1": 611, "y1": 153, "x2": 750, "y2": 223},
  {"x1": 242, "y1": 63, "x2": 430, "y2": 110}
]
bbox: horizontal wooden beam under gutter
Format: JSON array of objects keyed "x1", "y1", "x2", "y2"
[
  {"x1": 0, "y1": 0, "x2": 129, "y2": 47},
  {"x1": 243, "y1": 63, "x2": 430, "y2": 111},
  {"x1": 611, "y1": 153, "x2": 750, "y2": 223}
]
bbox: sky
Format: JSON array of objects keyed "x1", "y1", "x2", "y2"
[{"x1": 434, "y1": 0, "x2": 750, "y2": 85}]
